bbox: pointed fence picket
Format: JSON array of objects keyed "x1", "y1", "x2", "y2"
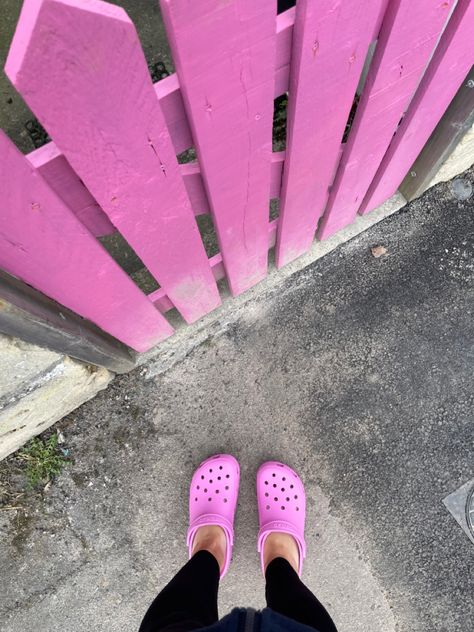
[
  {"x1": 318, "y1": 0, "x2": 456, "y2": 239},
  {"x1": 276, "y1": 0, "x2": 385, "y2": 268},
  {"x1": 160, "y1": 0, "x2": 277, "y2": 297},
  {"x1": 0, "y1": 132, "x2": 173, "y2": 352},
  {"x1": 360, "y1": 0, "x2": 474, "y2": 212},
  {"x1": 6, "y1": 0, "x2": 220, "y2": 325}
]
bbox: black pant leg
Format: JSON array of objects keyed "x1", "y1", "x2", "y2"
[
  {"x1": 265, "y1": 557, "x2": 338, "y2": 632},
  {"x1": 139, "y1": 550, "x2": 220, "y2": 632}
]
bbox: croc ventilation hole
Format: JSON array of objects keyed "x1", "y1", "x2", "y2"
[
  {"x1": 196, "y1": 464, "x2": 232, "y2": 504},
  {"x1": 264, "y1": 472, "x2": 300, "y2": 512}
]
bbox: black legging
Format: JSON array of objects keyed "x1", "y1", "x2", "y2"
[{"x1": 139, "y1": 551, "x2": 337, "y2": 632}]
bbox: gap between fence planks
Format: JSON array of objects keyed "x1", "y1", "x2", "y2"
[
  {"x1": 161, "y1": 0, "x2": 277, "y2": 296},
  {"x1": 275, "y1": 0, "x2": 385, "y2": 268},
  {"x1": 6, "y1": 0, "x2": 221, "y2": 325},
  {"x1": 318, "y1": 0, "x2": 456, "y2": 239},
  {"x1": 0, "y1": 132, "x2": 173, "y2": 352},
  {"x1": 360, "y1": 0, "x2": 474, "y2": 211}
]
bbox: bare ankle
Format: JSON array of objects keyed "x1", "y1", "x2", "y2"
[
  {"x1": 192, "y1": 525, "x2": 226, "y2": 572},
  {"x1": 263, "y1": 532, "x2": 299, "y2": 573}
]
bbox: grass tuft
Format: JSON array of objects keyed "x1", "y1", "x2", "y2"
[{"x1": 18, "y1": 435, "x2": 67, "y2": 489}]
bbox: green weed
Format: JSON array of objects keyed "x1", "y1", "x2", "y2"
[{"x1": 18, "y1": 434, "x2": 67, "y2": 488}]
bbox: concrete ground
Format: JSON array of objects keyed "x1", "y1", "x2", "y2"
[{"x1": 1, "y1": 171, "x2": 473, "y2": 631}]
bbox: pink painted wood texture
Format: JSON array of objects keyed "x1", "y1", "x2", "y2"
[
  {"x1": 28, "y1": 144, "x2": 115, "y2": 237},
  {"x1": 6, "y1": 0, "x2": 220, "y2": 324},
  {"x1": 18, "y1": 6, "x2": 295, "y2": 240},
  {"x1": 154, "y1": 74, "x2": 194, "y2": 155},
  {"x1": 25, "y1": 149, "x2": 285, "y2": 238},
  {"x1": 149, "y1": 219, "x2": 279, "y2": 313},
  {"x1": 161, "y1": 0, "x2": 277, "y2": 296},
  {"x1": 318, "y1": 0, "x2": 455, "y2": 239},
  {"x1": 275, "y1": 6, "x2": 295, "y2": 98},
  {"x1": 0, "y1": 132, "x2": 172, "y2": 351},
  {"x1": 181, "y1": 153, "x2": 285, "y2": 219},
  {"x1": 360, "y1": 0, "x2": 474, "y2": 213},
  {"x1": 276, "y1": 0, "x2": 384, "y2": 268}
]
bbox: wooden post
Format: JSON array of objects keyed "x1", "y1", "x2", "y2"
[
  {"x1": 0, "y1": 270, "x2": 136, "y2": 374},
  {"x1": 399, "y1": 67, "x2": 474, "y2": 201}
]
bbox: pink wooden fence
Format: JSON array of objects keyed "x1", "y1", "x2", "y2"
[{"x1": 1, "y1": 0, "x2": 473, "y2": 353}]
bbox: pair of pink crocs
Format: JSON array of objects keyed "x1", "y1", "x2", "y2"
[{"x1": 187, "y1": 455, "x2": 306, "y2": 578}]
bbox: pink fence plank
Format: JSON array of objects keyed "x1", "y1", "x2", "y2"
[
  {"x1": 182, "y1": 152, "x2": 285, "y2": 218},
  {"x1": 0, "y1": 132, "x2": 172, "y2": 352},
  {"x1": 270, "y1": 152, "x2": 285, "y2": 199},
  {"x1": 6, "y1": 0, "x2": 220, "y2": 324},
  {"x1": 360, "y1": 0, "x2": 474, "y2": 213},
  {"x1": 149, "y1": 220, "x2": 279, "y2": 313},
  {"x1": 371, "y1": 0, "x2": 390, "y2": 39},
  {"x1": 26, "y1": 148, "x2": 285, "y2": 237},
  {"x1": 28, "y1": 144, "x2": 115, "y2": 237},
  {"x1": 18, "y1": 4, "x2": 294, "y2": 240},
  {"x1": 161, "y1": 0, "x2": 276, "y2": 296},
  {"x1": 154, "y1": 74, "x2": 194, "y2": 155},
  {"x1": 275, "y1": 6, "x2": 295, "y2": 98},
  {"x1": 275, "y1": 0, "x2": 384, "y2": 268},
  {"x1": 180, "y1": 162, "x2": 209, "y2": 216},
  {"x1": 318, "y1": 0, "x2": 455, "y2": 239}
]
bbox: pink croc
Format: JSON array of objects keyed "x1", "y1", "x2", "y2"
[
  {"x1": 187, "y1": 454, "x2": 240, "y2": 578},
  {"x1": 257, "y1": 461, "x2": 306, "y2": 577}
]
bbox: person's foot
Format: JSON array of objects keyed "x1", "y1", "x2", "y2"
[
  {"x1": 263, "y1": 531, "x2": 299, "y2": 573},
  {"x1": 257, "y1": 461, "x2": 306, "y2": 576},
  {"x1": 192, "y1": 525, "x2": 227, "y2": 573},
  {"x1": 187, "y1": 454, "x2": 240, "y2": 578}
]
